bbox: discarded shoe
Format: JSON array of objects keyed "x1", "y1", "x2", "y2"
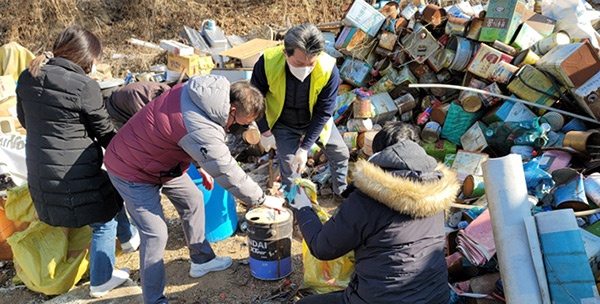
[
  {"x1": 189, "y1": 256, "x2": 232, "y2": 278},
  {"x1": 121, "y1": 230, "x2": 140, "y2": 254},
  {"x1": 89, "y1": 268, "x2": 130, "y2": 298}
]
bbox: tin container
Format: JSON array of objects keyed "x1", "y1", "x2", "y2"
[
  {"x1": 394, "y1": 93, "x2": 417, "y2": 114},
  {"x1": 479, "y1": 82, "x2": 502, "y2": 107},
  {"x1": 446, "y1": 35, "x2": 473, "y2": 71},
  {"x1": 421, "y1": 121, "x2": 442, "y2": 143},
  {"x1": 419, "y1": 73, "x2": 446, "y2": 97},
  {"x1": 466, "y1": 17, "x2": 484, "y2": 40},
  {"x1": 584, "y1": 173, "x2": 600, "y2": 205},
  {"x1": 563, "y1": 131, "x2": 600, "y2": 154},
  {"x1": 492, "y1": 40, "x2": 517, "y2": 56},
  {"x1": 342, "y1": 132, "x2": 359, "y2": 149},
  {"x1": 421, "y1": 4, "x2": 447, "y2": 27},
  {"x1": 552, "y1": 173, "x2": 590, "y2": 211},
  {"x1": 490, "y1": 61, "x2": 518, "y2": 84},
  {"x1": 460, "y1": 91, "x2": 483, "y2": 113},
  {"x1": 347, "y1": 118, "x2": 373, "y2": 132},
  {"x1": 445, "y1": 15, "x2": 470, "y2": 37},
  {"x1": 353, "y1": 98, "x2": 374, "y2": 119},
  {"x1": 430, "y1": 103, "x2": 451, "y2": 125},
  {"x1": 462, "y1": 174, "x2": 485, "y2": 198},
  {"x1": 530, "y1": 31, "x2": 570, "y2": 56},
  {"x1": 513, "y1": 49, "x2": 540, "y2": 67}
]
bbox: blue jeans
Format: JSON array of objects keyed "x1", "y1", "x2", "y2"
[
  {"x1": 272, "y1": 123, "x2": 349, "y2": 195},
  {"x1": 89, "y1": 207, "x2": 137, "y2": 287},
  {"x1": 108, "y1": 172, "x2": 215, "y2": 304}
]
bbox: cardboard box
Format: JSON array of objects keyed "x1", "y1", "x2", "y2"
[
  {"x1": 536, "y1": 42, "x2": 600, "y2": 88},
  {"x1": 571, "y1": 70, "x2": 600, "y2": 120},
  {"x1": 167, "y1": 52, "x2": 204, "y2": 76},
  {"x1": 479, "y1": 0, "x2": 526, "y2": 43},
  {"x1": 218, "y1": 39, "x2": 281, "y2": 68},
  {"x1": 343, "y1": 0, "x2": 386, "y2": 37},
  {"x1": 507, "y1": 64, "x2": 566, "y2": 115}
]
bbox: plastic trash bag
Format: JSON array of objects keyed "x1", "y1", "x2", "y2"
[
  {"x1": 5, "y1": 184, "x2": 92, "y2": 295},
  {"x1": 287, "y1": 178, "x2": 355, "y2": 294},
  {"x1": 523, "y1": 158, "x2": 555, "y2": 200}
]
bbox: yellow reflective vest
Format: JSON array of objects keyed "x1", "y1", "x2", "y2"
[{"x1": 263, "y1": 45, "x2": 336, "y2": 145}]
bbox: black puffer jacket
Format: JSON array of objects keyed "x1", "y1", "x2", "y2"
[
  {"x1": 296, "y1": 141, "x2": 460, "y2": 304},
  {"x1": 16, "y1": 57, "x2": 122, "y2": 228}
]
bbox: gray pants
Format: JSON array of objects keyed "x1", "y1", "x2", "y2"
[
  {"x1": 108, "y1": 172, "x2": 215, "y2": 304},
  {"x1": 272, "y1": 123, "x2": 349, "y2": 195}
]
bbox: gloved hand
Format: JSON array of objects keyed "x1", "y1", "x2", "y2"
[
  {"x1": 291, "y1": 148, "x2": 308, "y2": 174},
  {"x1": 260, "y1": 133, "x2": 277, "y2": 152},
  {"x1": 289, "y1": 188, "x2": 313, "y2": 210},
  {"x1": 263, "y1": 195, "x2": 284, "y2": 210},
  {"x1": 198, "y1": 167, "x2": 214, "y2": 190}
]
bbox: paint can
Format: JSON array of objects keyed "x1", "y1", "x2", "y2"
[
  {"x1": 492, "y1": 40, "x2": 517, "y2": 56},
  {"x1": 246, "y1": 206, "x2": 293, "y2": 280},
  {"x1": 445, "y1": 15, "x2": 470, "y2": 37},
  {"x1": 421, "y1": 121, "x2": 442, "y2": 143},
  {"x1": 510, "y1": 145, "x2": 535, "y2": 162},
  {"x1": 353, "y1": 98, "x2": 374, "y2": 119},
  {"x1": 584, "y1": 173, "x2": 600, "y2": 205},
  {"x1": 459, "y1": 91, "x2": 483, "y2": 113},
  {"x1": 430, "y1": 103, "x2": 450, "y2": 125},
  {"x1": 530, "y1": 31, "x2": 571, "y2": 56},
  {"x1": 360, "y1": 130, "x2": 379, "y2": 156},
  {"x1": 462, "y1": 174, "x2": 485, "y2": 198},
  {"x1": 563, "y1": 131, "x2": 600, "y2": 154},
  {"x1": 347, "y1": 118, "x2": 373, "y2": 132},
  {"x1": 446, "y1": 35, "x2": 473, "y2": 71},
  {"x1": 393, "y1": 93, "x2": 417, "y2": 114},
  {"x1": 512, "y1": 49, "x2": 540, "y2": 67},
  {"x1": 342, "y1": 132, "x2": 358, "y2": 149},
  {"x1": 552, "y1": 173, "x2": 590, "y2": 211}
]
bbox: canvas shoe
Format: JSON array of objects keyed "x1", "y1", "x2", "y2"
[
  {"x1": 121, "y1": 230, "x2": 140, "y2": 254},
  {"x1": 189, "y1": 256, "x2": 232, "y2": 278},
  {"x1": 89, "y1": 268, "x2": 130, "y2": 298}
]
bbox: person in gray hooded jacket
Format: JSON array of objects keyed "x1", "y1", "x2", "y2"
[
  {"x1": 104, "y1": 75, "x2": 275, "y2": 304},
  {"x1": 290, "y1": 122, "x2": 460, "y2": 304}
]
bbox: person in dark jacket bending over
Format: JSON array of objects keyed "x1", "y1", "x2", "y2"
[
  {"x1": 290, "y1": 122, "x2": 460, "y2": 304},
  {"x1": 16, "y1": 25, "x2": 139, "y2": 298},
  {"x1": 251, "y1": 23, "x2": 349, "y2": 200},
  {"x1": 104, "y1": 74, "x2": 278, "y2": 304}
]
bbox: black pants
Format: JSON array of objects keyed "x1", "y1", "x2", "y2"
[{"x1": 296, "y1": 290, "x2": 345, "y2": 304}]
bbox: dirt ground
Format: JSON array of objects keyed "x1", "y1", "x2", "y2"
[{"x1": 0, "y1": 0, "x2": 348, "y2": 303}]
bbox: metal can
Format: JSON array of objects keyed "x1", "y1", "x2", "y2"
[
  {"x1": 393, "y1": 93, "x2": 417, "y2": 114},
  {"x1": 492, "y1": 40, "x2": 517, "y2": 56},
  {"x1": 460, "y1": 91, "x2": 483, "y2": 113},
  {"x1": 421, "y1": 121, "x2": 442, "y2": 143},
  {"x1": 530, "y1": 31, "x2": 571, "y2": 56}
]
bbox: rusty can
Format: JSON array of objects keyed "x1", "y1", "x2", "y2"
[
  {"x1": 446, "y1": 35, "x2": 473, "y2": 71},
  {"x1": 436, "y1": 69, "x2": 453, "y2": 83},
  {"x1": 492, "y1": 40, "x2": 517, "y2": 56},
  {"x1": 419, "y1": 72, "x2": 446, "y2": 97},
  {"x1": 353, "y1": 98, "x2": 374, "y2": 119},
  {"x1": 421, "y1": 4, "x2": 447, "y2": 27},
  {"x1": 421, "y1": 95, "x2": 441, "y2": 109},
  {"x1": 393, "y1": 93, "x2": 417, "y2": 114},
  {"x1": 445, "y1": 15, "x2": 470, "y2": 37},
  {"x1": 421, "y1": 121, "x2": 441, "y2": 143},
  {"x1": 430, "y1": 103, "x2": 450, "y2": 125},
  {"x1": 466, "y1": 17, "x2": 484, "y2": 40},
  {"x1": 460, "y1": 91, "x2": 483, "y2": 113}
]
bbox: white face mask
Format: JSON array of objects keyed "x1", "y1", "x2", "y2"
[
  {"x1": 287, "y1": 63, "x2": 314, "y2": 82},
  {"x1": 88, "y1": 64, "x2": 97, "y2": 77}
]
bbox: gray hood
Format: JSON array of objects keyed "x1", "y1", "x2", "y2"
[{"x1": 184, "y1": 74, "x2": 230, "y2": 128}]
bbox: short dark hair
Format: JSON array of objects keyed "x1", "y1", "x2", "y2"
[
  {"x1": 372, "y1": 122, "x2": 420, "y2": 153},
  {"x1": 283, "y1": 23, "x2": 325, "y2": 57},
  {"x1": 230, "y1": 80, "x2": 265, "y2": 120}
]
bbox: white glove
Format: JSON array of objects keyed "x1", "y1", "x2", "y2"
[
  {"x1": 263, "y1": 195, "x2": 284, "y2": 210},
  {"x1": 289, "y1": 188, "x2": 313, "y2": 210},
  {"x1": 260, "y1": 133, "x2": 277, "y2": 152},
  {"x1": 291, "y1": 148, "x2": 308, "y2": 174}
]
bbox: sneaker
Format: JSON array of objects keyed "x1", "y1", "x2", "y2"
[
  {"x1": 121, "y1": 230, "x2": 140, "y2": 254},
  {"x1": 189, "y1": 256, "x2": 232, "y2": 278},
  {"x1": 89, "y1": 268, "x2": 130, "y2": 298}
]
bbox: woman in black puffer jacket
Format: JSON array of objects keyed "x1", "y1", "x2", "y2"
[
  {"x1": 291, "y1": 122, "x2": 460, "y2": 304},
  {"x1": 16, "y1": 25, "x2": 139, "y2": 298}
]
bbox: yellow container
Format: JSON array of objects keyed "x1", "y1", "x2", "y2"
[{"x1": 167, "y1": 52, "x2": 214, "y2": 76}]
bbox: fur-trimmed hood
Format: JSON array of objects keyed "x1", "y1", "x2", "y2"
[{"x1": 352, "y1": 143, "x2": 460, "y2": 218}]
